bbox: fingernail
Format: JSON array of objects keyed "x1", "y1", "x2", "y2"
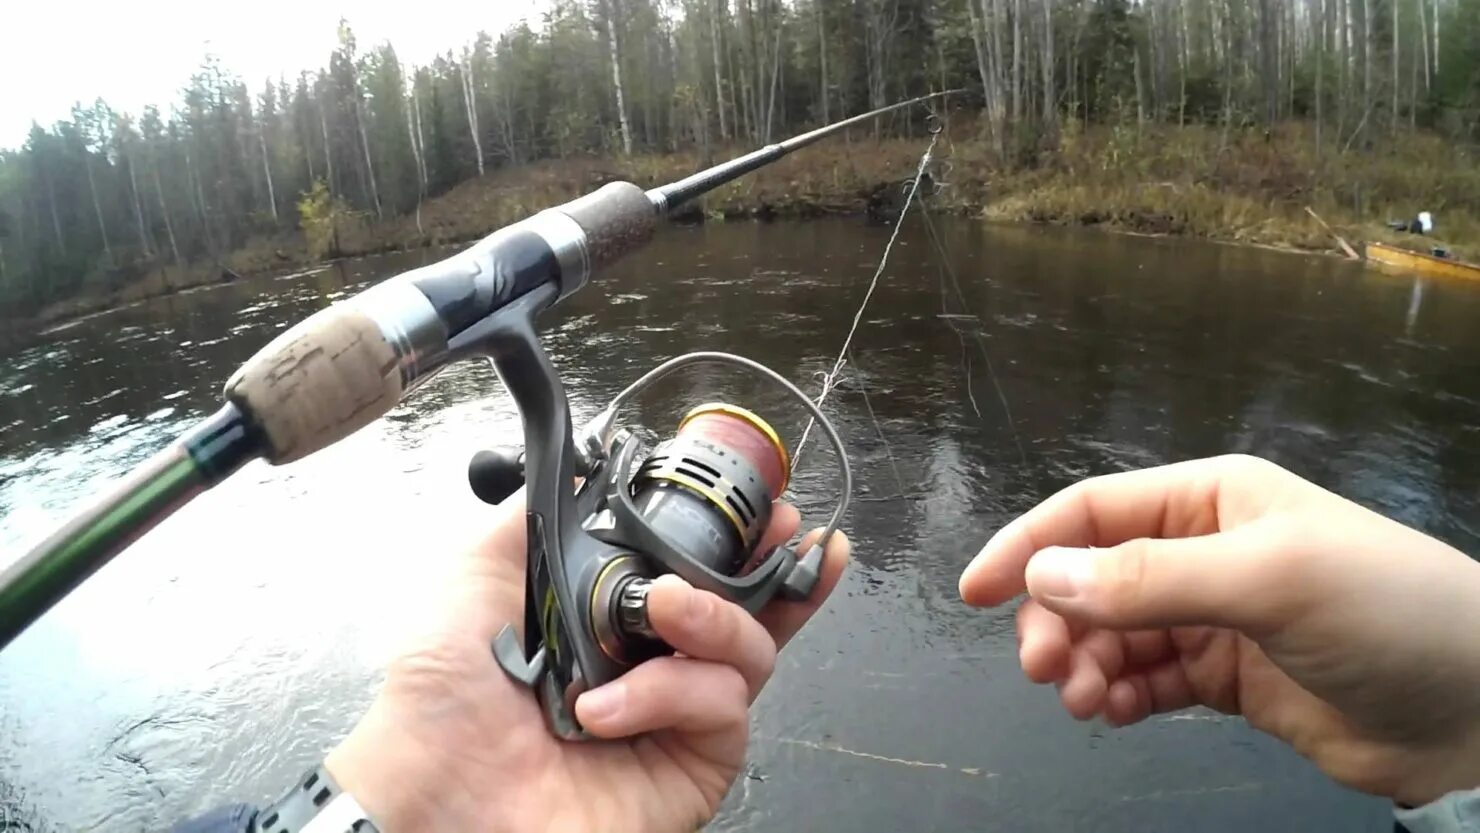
[
  {"x1": 580, "y1": 682, "x2": 627, "y2": 722},
  {"x1": 686, "y1": 589, "x2": 713, "y2": 629},
  {"x1": 1027, "y1": 547, "x2": 1096, "y2": 602}
]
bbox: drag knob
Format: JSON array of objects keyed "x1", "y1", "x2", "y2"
[
  {"x1": 616, "y1": 577, "x2": 657, "y2": 640},
  {"x1": 468, "y1": 448, "x2": 525, "y2": 505}
]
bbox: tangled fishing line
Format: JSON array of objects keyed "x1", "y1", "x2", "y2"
[
  {"x1": 790, "y1": 127, "x2": 940, "y2": 473},
  {"x1": 790, "y1": 115, "x2": 1026, "y2": 484}
]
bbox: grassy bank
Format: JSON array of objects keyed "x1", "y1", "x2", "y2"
[
  {"x1": 978, "y1": 121, "x2": 1480, "y2": 259},
  {"x1": 25, "y1": 120, "x2": 1480, "y2": 329}
]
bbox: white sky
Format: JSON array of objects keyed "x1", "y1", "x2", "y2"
[{"x1": 1, "y1": 1, "x2": 548, "y2": 151}]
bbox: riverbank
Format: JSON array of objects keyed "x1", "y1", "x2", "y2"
[{"x1": 18, "y1": 121, "x2": 1480, "y2": 331}]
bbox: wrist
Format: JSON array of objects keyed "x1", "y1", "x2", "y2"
[
  {"x1": 1392, "y1": 726, "x2": 1480, "y2": 809},
  {"x1": 249, "y1": 764, "x2": 380, "y2": 833},
  {"x1": 324, "y1": 711, "x2": 447, "y2": 832}
]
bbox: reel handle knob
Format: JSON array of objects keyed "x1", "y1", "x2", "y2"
[
  {"x1": 469, "y1": 448, "x2": 526, "y2": 505},
  {"x1": 616, "y1": 576, "x2": 657, "y2": 640}
]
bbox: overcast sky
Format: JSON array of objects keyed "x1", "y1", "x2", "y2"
[{"x1": 1, "y1": 1, "x2": 547, "y2": 151}]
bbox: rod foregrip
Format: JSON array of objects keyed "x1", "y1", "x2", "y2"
[
  {"x1": 552, "y1": 182, "x2": 657, "y2": 278},
  {"x1": 224, "y1": 305, "x2": 403, "y2": 464}
]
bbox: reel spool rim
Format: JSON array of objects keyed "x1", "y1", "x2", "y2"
[{"x1": 678, "y1": 402, "x2": 792, "y2": 494}]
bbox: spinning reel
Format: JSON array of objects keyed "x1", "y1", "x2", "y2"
[{"x1": 465, "y1": 350, "x2": 850, "y2": 739}]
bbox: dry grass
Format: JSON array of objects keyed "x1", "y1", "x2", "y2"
[{"x1": 979, "y1": 121, "x2": 1480, "y2": 259}]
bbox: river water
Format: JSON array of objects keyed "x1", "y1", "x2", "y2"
[{"x1": 3, "y1": 216, "x2": 1478, "y2": 831}]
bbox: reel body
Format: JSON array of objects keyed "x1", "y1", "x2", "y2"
[{"x1": 463, "y1": 315, "x2": 847, "y2": 739}]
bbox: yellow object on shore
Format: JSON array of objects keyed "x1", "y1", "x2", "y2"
[{"x1": 1366, "y1": 242, "x2": 1480, "y2": 281}]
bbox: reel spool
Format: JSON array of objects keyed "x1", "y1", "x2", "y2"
[{"x1": 594, "y1": 403, "x2": 790, "y2": 662}]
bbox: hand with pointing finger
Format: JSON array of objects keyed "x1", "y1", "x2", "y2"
[
  {"x1": 324, "y1": 490, "x2": 850, "y2": 833},
  {"x1": 959, "y1": 454, "x2": 1480, "y2": 808}
]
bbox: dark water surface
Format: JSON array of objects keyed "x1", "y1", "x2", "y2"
[{"x1": 3, "y1": 217, "x2": 1478, "y2": 831}]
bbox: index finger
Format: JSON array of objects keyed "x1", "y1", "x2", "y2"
[{"x1": 959, "y1": 456, "x2": 1248, "y2": 608}]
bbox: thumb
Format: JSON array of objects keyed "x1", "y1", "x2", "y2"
[{"x1": 1024, "y1": 522, "x2": 1295, "y2": 633}]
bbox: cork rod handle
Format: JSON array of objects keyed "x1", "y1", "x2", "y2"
[{"x1": 224, "y1": 306, "x2": 402, "y2": 465}]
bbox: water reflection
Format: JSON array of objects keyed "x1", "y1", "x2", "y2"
[{"x1": 3, "y1": 218, "x2": 1477, "y2": 832}]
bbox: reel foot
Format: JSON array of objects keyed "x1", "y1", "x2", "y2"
[{"x1": 493, "y1": 625, "x2": 546, "y2": 688}]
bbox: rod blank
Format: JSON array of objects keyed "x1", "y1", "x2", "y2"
[{"x1": 646, "y1": 90, "x2": 962, "y2": 214}]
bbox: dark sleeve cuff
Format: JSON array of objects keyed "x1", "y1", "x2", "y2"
[{"x1": 169, "y1": 802, "x2": 258, "y2": 833}]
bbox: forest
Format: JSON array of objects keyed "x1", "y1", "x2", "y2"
[{"x1": 2, "y1": 0, "x2": 1479, "y2": 320}]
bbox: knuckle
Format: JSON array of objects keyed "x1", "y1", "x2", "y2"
[
  {"x1": 715, "y1": 665, "x2": 750, "y2": 707},
  {"x1": 1100, "y1": 540, "x2": 1151, "y2": 610},
  {"x1": 702, "y1": 592, "x2": 740, "y2": 645},
  {"x1": 632, "y1": 657, "x2": 685, "y2": 702},
  {"x1": 752, "y1": 627, "x2": 778, "y2": 676},
  {"x1": 1217, "y1": 452, "x2": 1286, "y2": 483}
]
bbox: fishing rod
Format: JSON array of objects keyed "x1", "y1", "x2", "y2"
[{"x1": 0, "y1": 89, "x2": 959, "y2": 738}]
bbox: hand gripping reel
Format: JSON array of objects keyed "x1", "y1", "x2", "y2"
[{"x1": 464, "y1": 338, "x2": 851, "y2": 739}]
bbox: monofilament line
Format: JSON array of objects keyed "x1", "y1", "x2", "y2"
[{"x1": 791, "y1": 131, "x2": 941, "y2": 473}]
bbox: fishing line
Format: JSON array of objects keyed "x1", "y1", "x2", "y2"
[
  {"x1": 919, "y1": 195, "x2": 1029, "y2": 468},
  {"x1": 847, "y1": 345, "x2": 909, "y2": 499},
  {"x1": 792, "y1": 129, "x2": 941, "y2": 472}
]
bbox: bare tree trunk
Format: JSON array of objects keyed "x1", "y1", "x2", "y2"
[
  {"x1": 1179, "y1": 0, "x2": 1189, "y2": 125},
  {"x1": 460, "y1": 59, "x2": 486, "y2": 175},
  {"x1": 966, "y1": 0, "x2": 1002, "y2": 152},
  {"x1": 816, "y1": 0, "x2": 829, "y2": 124},
  {"x1": 1222, "y1": 0, "x2": 1235, "y2": 140},
  {"x1": 186, "y1": 147, "x2": 216, "y2": 256},
  {"x1": 764, "y1": 10, "x2": 782, "y2": 143},
  {"x1": 45, "y1": 170, "x2": 64, "y2": 254},
  {"x1": 405, "y1": 88, "x2": 427, "y2": 237},
  {"x1": 751, "y1": 0, "x2": 766, "y2": 137},
  {"x1": 735, "y1": 13, "x2": 754, "y2": 142},
  {"x1": 152, "y1": 157, "x2": 181, "y2": 265},
  {"x1": 304, "y1": 128, "x2": 315, "y2": 185},
  {"x1": 1258, "y1": 0, "x2": 1277, "y2": 125},
  {"x1": 1041, "y1": 0, "x2": 1055, "y2": 128},
  {"x1": 406, "y1": 88, "x2": 426, "y2": 189},
  {"x1": 319, "y1": 103, "x2": 335, "y2": 193},
  {"x1": 1417, "y1": 0, "x2": 1430, "y2": 89},
  {"x1": 1433, "y1": 0, "x2": 1440, "y2": 73},
  {"x1": 1362, "y1": 0, "x2": 1372, "y2": 144},
  {"x1": 602, "y1": 0, "x2": 635, "y2": 156},
  {"x1": 1410, "y1": 23, "x2": 1419, "y2": 128},
  {"x1": 1317, "y1": 0, "x2": 1325, "y2": 148},
  {"x1": 862, "y1": 0, "x2": 896, "y2": 138},
  {"x1": 498, "y1": 73, "x2": 520, "y2": 165},
  {"x1": 1148, "y1": 0, "x2": 1161, "y2": 117},
  {"x1": 977, "y1": 0, "x2": 1008, "y2": 143},
  {"x1": 126, "y1": 158, "x2": 152, "y2": 257},
  {"x1": 84, "y1": 156, "x2": 112, "y2": 264},
  {"x1": 1339, "y1": 0, "x2": 1349, "y2": 133},
  {"x1": 640, "y1": 26, "x2": 657, "y2": 151},
  {"x1": 1134, "y1": 45, "x2": 1148, "y2": 126},
  {"x1": 354, "y1": 94, "x2": 383, "y2": 220},
  {"x1": 1392, "y1": 0, "x2": 1400, "y2": 132},
  {"x1": 413, "y1": 84, "x2": 430, "y2": 183},
  {"x1": 990, "y1": 0, "x2": 1008, "y2": 126},
  {"x1": 1012, "y1": 0, "x2": 1023, "y2": 123},
  {"x1": 713, "y1": 0, "x2": 731, "y2": 139},
  {"x1": 1288, "y1": 0, "x2": 1298, "y2": 119},
  {"x1": 258, "y1": 126, "x2": 279, "y2": 223}
]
